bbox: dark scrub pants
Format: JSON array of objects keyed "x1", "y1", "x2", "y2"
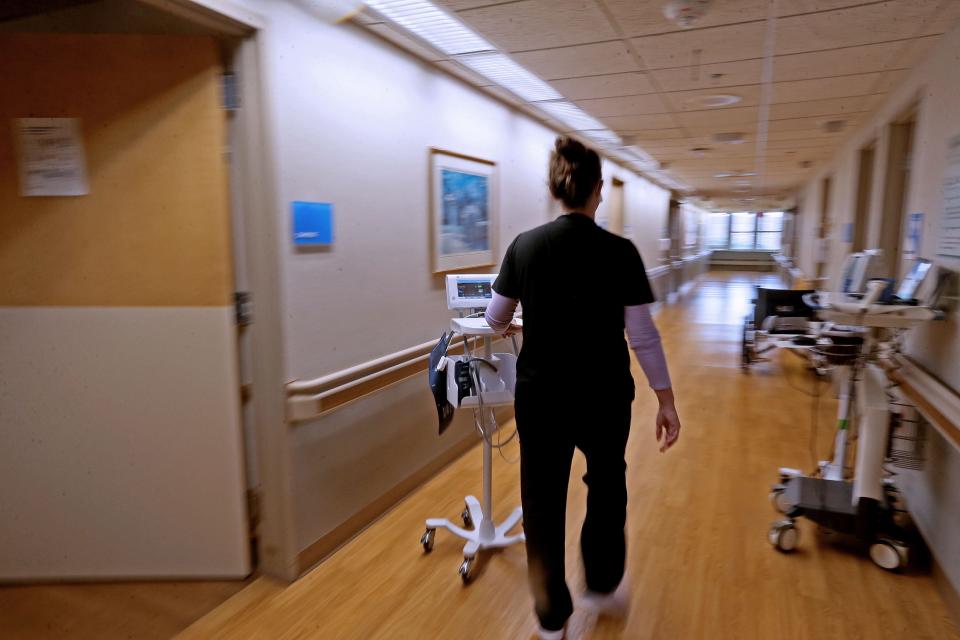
[{"x1": 515, "y1": 388, "x2": 632, "y2": 631}]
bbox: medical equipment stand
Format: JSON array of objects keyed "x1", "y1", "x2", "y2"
[
  {"x1": 767, "y1": 278, "x2": 939, "y2": 570},
  {"x1": 420, "y1": 326, "x2": 525, "y2": 584}
]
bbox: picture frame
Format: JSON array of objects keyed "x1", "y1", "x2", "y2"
[{"x1": 429, "y1": 148, "x2": 497, "y2": 273}]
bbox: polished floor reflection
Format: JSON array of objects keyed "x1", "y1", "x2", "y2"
[{"x1": 181, "y1": 272, "x2": 958, "y2": 640}]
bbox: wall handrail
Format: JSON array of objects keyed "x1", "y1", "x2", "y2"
[
  {"x1": 285, "y1": 334, "x2": 487, "y2": 423},
  {"x1": 886, "y1": 355, "x2": 960, "y2": 452},
  {"x1": 286, "y1": 336, "x2": 463, "y2": 397}
]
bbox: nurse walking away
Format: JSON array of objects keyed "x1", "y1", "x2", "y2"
[{"x1": 485, "y1": 136, "x2": 682, "y2": 640}]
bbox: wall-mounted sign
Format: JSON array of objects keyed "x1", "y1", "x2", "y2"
[
  {"x1": 14, "y1": 118, "x2": 89, "y2": 197},
  {"x1": 292, "y1": 201, "x2": 334, "y2": 246},
  {"x1": 905, "y1": 212, "x2": 923, "y2": 260},
  {"x1": 938, "y1": 134, "x2": 960, "y2": 260},
  {"x1": 841, "y1": 222, "x2": 854, "y2": 244}
]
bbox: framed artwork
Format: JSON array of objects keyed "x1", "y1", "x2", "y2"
[{"x1": 430, "y1": 148, "x2": 497, "y2": 273}]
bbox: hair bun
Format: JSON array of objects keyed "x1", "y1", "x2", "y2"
[
  {"x1": 555, "y1": 135, "x2": 586, "y2": 161},
  {"x1": 549, "y1": 135, "x2": 602, "y2": 210}
]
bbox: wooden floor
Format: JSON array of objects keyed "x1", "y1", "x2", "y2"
[
  {"x1": 0, "y1": 580, "x2": 248, "y2": 639},
  {"x1": 3, "y1": 273, "x2": 957, "y2": 639},
  {"x1": 178, "y1": 272, "x2": 959, "y2": 640}
]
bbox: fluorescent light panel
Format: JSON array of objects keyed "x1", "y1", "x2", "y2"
[
  {"x1": 536, "y1": 100, "x2": 607, "y2": 133},
  {"x1": 457, "y1": 52, "x2": 561, "y2": 102},
  {"x1": 364, "y1": 0, "x2": 494, "y2": 55},
  {"x1": 364, "y1": 0, "x2": 669, "y2": 186},
  {"x1": 583, "y1": 129, "x2": 622, "y2": 147}
]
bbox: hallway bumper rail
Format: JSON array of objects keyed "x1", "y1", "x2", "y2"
[
  {"x1": 286, "y1": 334, "x2": 492, "y2": 423},
  {"x1": 883, "y1": 355, "x2": 960, "y2": 453}
]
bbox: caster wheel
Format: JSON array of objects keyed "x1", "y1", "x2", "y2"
[
  {"x1": 769, "y1": 487, "x2": 792, "y2": 514},
  {"x1": 870, "y1": 539, "x2": 907, "y2": 571},
  {"x1": 420, "y1": 528, "x2": 435, "y2": 553},
  {"x1": 461, "y1": 506, "x2": 473, "y2": 529},
  {"x1": 769, "y1": 521, "x2": 799, "y2": 552},
  {"x1": 459, "y1": 557, "x2": 476, "y2": 584}
]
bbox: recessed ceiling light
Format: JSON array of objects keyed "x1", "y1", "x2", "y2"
[
  {"x1": 688, "y1": 94, "x2": 742, "y2": 108},
  {"x1": 713, "y1": 131, "x2": 746, "y2": 145}
]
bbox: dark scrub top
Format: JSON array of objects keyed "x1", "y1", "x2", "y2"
[{"x1": 493, "y1": 213, "x2": 655, "y2": 401}]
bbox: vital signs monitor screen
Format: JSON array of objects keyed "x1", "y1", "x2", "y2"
[{"x1": 457, "y1": 281, "x2": 493, "y2": 299}]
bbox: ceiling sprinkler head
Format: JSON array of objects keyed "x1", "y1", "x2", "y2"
[
  {"x1": 663, "y1": 0, "x2": 713, "y2": 28},
  {"x1": 690, "y1": 146, "x2": 712, "y2": 157}
]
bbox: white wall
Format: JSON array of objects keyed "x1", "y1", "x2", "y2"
[
  {"x1": 794, "y1": 22, "x2": 960, "y2": 592},
  {"x1": 251, "y1": 1, "x2": 671, "y2": 553}
]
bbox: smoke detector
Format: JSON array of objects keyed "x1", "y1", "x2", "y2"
[{"x1": 663, "y1": 0, "x2": 713, "y2": 28}]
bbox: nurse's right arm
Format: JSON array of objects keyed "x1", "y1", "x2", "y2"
[{"x1": 625, "y1": 304, "x2": 681, "y2": 452}]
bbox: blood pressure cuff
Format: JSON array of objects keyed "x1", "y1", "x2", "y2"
[{"x1": 429, "y1": 332, "x2": 455, "y2": 434}]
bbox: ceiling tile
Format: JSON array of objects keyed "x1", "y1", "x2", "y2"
[
  {"x1": 602, "y1": 0, "x2": 766, "y2": 37},
  {"x1": 874, "y1": 70, "x2": 909, "y2": 93},
  {"x1": 773, "y1": 37, "x2": 941, "y2": 82},
  {"x1": 766, "y1": 128, "x2": 846, "y2": 142},
  {"x1": 550, "y1": 72, "x2": 657, "y2": 99},
  {"x1": 772, "y1": 74, "x2": 888, "y2": 103},
  {"x1": 769, "y1": 97, "x2": 869, "y2": 120},
  {"x1": 766, "y1": 115, "x2": 861, "y2": 134},
  {"x1": 676, "y1": 106, "x2": 759, "y2": 129},
  {"x1": 630, "y1": 22, "x2": 767, "y2": 70},
  {"x1": 455, "y1": 0, "x2": 618, "y2": 51},
  {"x1": 766, "y1": 137, "x2": 838, "y2": 149},
  {"x1": 602, "y1": 0, "x2": 872, "y2": 39},
  {"x1": 665, "y1": 85, "x2": 763, "y2": 111},
  {"x1": 619, "y1": 128, "x2": 687, "y2": 141},
  {"x1": 513, "y1": 41, "x2": 639, "y2": 80},
  {"x1": 775, "y1": 0, "x2": 946, "y2": 56},
  {"x1": 602, "y1": 113, "x2": 677, "y2": 130},
  {"x1": 652, "y1": 59, "x2": 763, "y2": 93},
  {"x1": 575, "y1": 93, "x2": 670, "y2": 117}
]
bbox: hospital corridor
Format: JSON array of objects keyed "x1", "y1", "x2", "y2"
[{"x1": 2, "y1": 1, "x2": 960, "y2": 639}]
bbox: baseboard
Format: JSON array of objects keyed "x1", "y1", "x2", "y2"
[
  {"x1": 934, "y1": 557, "x2": 960, "y2": 631},
  {"x1": 295, "y1": 408, "x2": 514, "y2": 576}
]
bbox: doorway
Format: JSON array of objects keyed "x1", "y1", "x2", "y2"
[
  {"x1": 852, "y1": 142, "x2": 875, "y2": 253},
  {"x1": 879, "y1": 108, "x2": 917, "y2": 278}
]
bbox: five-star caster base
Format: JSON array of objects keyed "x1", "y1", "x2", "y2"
[{"x1": 419, "y1": 437, "x2": 525, "y2": 583}]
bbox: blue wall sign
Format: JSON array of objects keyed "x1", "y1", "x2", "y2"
[{"x1": 292, "y1": 201, "x2": 334, "y2": 246}]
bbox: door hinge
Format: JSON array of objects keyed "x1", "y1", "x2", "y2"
[
  {"x1": 235, "y1": 291, "x2": 252, "y2": 326},
  {"x1": 221, "y1": 72, "x2": 240, "y2": 111}
]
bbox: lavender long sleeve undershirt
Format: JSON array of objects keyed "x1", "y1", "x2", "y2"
[{"x1": 484, "y1": 291, "x2": 672, "y2": 390}]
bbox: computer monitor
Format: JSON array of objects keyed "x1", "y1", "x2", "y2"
[
  {"x1": 446, "y1": 274, "x2": 496, "y2": 310},
  {"x1": 895, "y1": 259, "x2": 933, "y2": 302}
]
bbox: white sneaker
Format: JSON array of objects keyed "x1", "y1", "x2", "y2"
[
  {"x1": 580, "y1": 585, "x2": 630, "y2": 618},
  {"x1": 536, "y1": 625, "x2": 566, "y2": 640}
]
